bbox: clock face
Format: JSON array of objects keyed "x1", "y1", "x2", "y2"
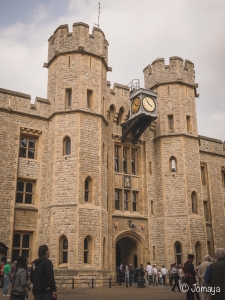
[
  {"x1": 131, "y1": 97, "x2": 141, "y2": 113},
  {"x1": 142, "y1": 97, "x2": 155, "y2": 112}
]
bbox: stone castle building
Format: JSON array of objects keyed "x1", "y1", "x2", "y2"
[{"x1": 0, "y1": 22, "x2": 225, "y2": 282}]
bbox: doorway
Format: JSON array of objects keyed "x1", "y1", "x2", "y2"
[{"x1": 116, "y1": 237, "x2": 138, "y2": 267}]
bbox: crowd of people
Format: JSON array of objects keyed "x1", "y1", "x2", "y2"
[
  {"x1": 1, "y1": 246, "x2": 225, "y2": 299},
  {"x1": 116, "y1": 248, "x2": 225, "y2": 300},
  {"x1": 0, "y1": 245, "x2": 57, "y2": 299}
]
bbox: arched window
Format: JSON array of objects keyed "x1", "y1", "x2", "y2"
[
  {"x1": 117, "y1": 107, "x2": 124, "y2": 126},
  {"x1": 108, "y1": 105, "x2": 115, "y2": 121},
  {"x1": 174, "y1": 242, "x2": 182, "y2": 265},
  {"x1": 84, "y1": 236, "x2": 92, "y2": 264},
  {"x1": 84, "y1": 177, "x2": 92, "y2": 202},
  {"x1": 169, "y1": 156, "x2": 177, "y2": 173},
  {"x1": 12, "y1": 233, "x2": 30, "y2": 262},
  {"x1": 59, "y1": 236, "x2": 68, "y2": 264},
  {"x1": 191, "y1": 191, "x2": 198, "y2": 214},
  {"x1": 195, "y1": 242, "x2": 202, "y2": 265},
  {"x1": 63, "y1": 137, "x2": 71, "y2": 155}
]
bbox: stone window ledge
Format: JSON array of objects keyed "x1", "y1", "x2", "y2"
[{"x1": 15, "y1": 204, "x2": 38, "y2": 211}]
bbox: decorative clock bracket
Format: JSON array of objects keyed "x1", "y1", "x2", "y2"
[{"x1": 121, "y1": 113, "x2": 157, "y2": 144}]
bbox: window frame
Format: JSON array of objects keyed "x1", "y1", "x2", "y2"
[
  {"x1": 65, "y1": 88, "x2": 72, "y2": 108},
  {"x1": 115, "y1": 189, "x2": 121, "y2": 210},
  {"x1": 186, "y1": 115, "x2": 191, "y2": 133},
  {"x1": 169, "y1": 156, "x2": 177, "y2": 173},
  {"x1": 19, "y1": 136, "x2": 37, "y2": 160},
  {"x1": 12, "y1": 233, "x2": 31, "y2": 262},
  {"x1": 16, "y1": 180, "x2": 35, "y2": 205},
  {"x1": 174, "y1": 242, "x2": 182, "y2": 265},
  {"x1": 84, "y1": 176, "x2": 93, "y2": 203},
  {"x1": 168, "y1": 115, "x2": 174, "y2": 132},
  {"x1": 59, "y1": 236, "x2": 68, "y2": 264},
  {"x1": 63, "y1": 136, "x2": 71, "y2": 156},
  {"x1": 191, "y1": 191, "x2": 198, "y2": 214}
]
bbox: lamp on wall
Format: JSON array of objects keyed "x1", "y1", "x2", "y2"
[{"x1": 128, "y1": 219, "x2": 136, "y2": 231}]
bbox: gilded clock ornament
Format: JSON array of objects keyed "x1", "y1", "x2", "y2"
[
  {"x1": 131, "y1": 97, "x2": 141, "y2": 113},
  {"x1": 142, "y1": 97, "x2": 155, "y2": 112}
]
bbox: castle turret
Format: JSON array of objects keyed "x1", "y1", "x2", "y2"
[
  {"x1": 143, "y1": 57, "x2": 199, "y2": 138},
  {"x1": 46, "y1": 22, "x2": 110, "y2": 113}
]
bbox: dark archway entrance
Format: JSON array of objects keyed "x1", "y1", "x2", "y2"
[{"x1": 116, "y1": 237, "x2": 138, "y2": 267}]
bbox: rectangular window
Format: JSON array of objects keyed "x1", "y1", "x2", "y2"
[
  {"x1": 19, "y1": 137, "x2": 36, "y2": 159},
  {"x1": 132, "y1": 192, "x2": 137, "y2": 212},
  {"x1": 186, "y1": 115, "x2": 191, "y2": 132},
  {"x1": 87, "y1": 89, "x2": 93, "y2": 108},
  {"x1": 153, "y1": 246, "x2": 156, "y2": 261},
  {"x1": 149, "y1": 162, "x2": 152, "y2": 175},
  {"x1": 68, "y1": 56, "x2": 70, "y2": 67},
  {"x1": 151, "y1": 201, "x2": 154, "y2": 215},
  {"x1": 66, "y1": 89, "x2": 72, "y2": 107},
  {"x1": 16, "y1": 180, "x2": 34, "y2": 205},
  {"x1": 131, "y1": 149, "x2": 137, "y2": 175},
  {"x1": 115, "y1": 146, "x2": 120, "y2": 172},
  {"x1": 123, "y1": 148, "x2": 128, "y2": 174},
  {"x1": 168, "y1": 115, "x2": 174, "y2": 131},
  {"x1": 124, "y1": 191, "x2": 129, "y2": 211},
  {"x1": 115, "y1": 190, "x2": 121, "y2": 210},
  {"x1": 201, "y1": 165, "x2": 206, "y2": 186}
]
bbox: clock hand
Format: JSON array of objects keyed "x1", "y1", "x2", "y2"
[{"x1": 147, "y1": 100, "x2": 152, "y2": 107}]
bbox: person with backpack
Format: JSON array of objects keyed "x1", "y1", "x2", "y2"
[
  {"x1": 129, "y1": 264, "x2": 135, "y2": 286},
  {"x1": 10, "y1": 255, "x2": 30, "y2": 300},
  {"x1": 30, "y1": 245, "x2": 57, "y2": 300}
]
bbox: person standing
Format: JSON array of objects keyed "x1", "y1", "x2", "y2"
[
  {"x1": 3, "y1": 258, "x2": 11, "y2": 296},
  {"x1": 0, "y1": 258, "x2": 5, "y2": 288},
  {"x1": 146, "y1": 262, "x2": 153, "y2": 286},
  {"x1": 152, "y1": 265, "x2": 158, "y2": 286},
  {"x1": 125, "y1": 263, "x2": 129, "y2": 285},
  {"x1": 198, "y1": 255, "x2": 212, "y2": 300},
  {"x1": 11, "y1": 255, "x2": 30, "y2": 300},
  {"x1": 161, "y1": 265, "x2": 168, "y2": 286},
  {"x1": 30, "y1": 245, "x2": 57, "y2": 300},
  {"x1": 139, "y1": 264, "x2": 145, "y2": 278},
  {"x1": 171, "y1": 264, "x2": 180, "y2": 292},
  {"x1": 204, "y1": 248, "x2": 225, "y2": 300},
  {"x1": 183, "y1": 254, "x2": 200, "y2": 300},
  {"x1": 129, "y1": 264, "x2": 135, "y2": 286}
]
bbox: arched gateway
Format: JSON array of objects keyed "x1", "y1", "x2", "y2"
[{"x1": 114, "y1": 231, "x2": 146, "y2": 267}]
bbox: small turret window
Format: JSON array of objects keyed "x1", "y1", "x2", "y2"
[
  {"x1": 66, "y1": 89, "x2": 72, "y2": 107},
  {"x1": 169, "y1": 156, "x2": 177, "y2": 173}
]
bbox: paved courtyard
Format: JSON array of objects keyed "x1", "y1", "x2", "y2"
[{"x1": 1, "y1": 285, "x2": 186, "y2": 300}]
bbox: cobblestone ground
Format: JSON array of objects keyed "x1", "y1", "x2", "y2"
[{"x1": 0, "y1": 285, "x2": 186, "y2": 300}]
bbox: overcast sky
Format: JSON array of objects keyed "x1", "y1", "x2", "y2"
[{"x1": 0, "y1": 0, "x2": 224, "y2": 141}]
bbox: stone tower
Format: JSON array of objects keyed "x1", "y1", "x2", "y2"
[
  {"x1": 40, "y1": 23, "x2": 110, "y2": 272},
  {"x1": 144, "y1": 57, "x2": 214, "y2": 264}
]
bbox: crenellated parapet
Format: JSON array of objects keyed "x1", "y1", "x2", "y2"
[
  {"x1": 46, "y1": 22, "x2": 109, "y2": 69},
  {"x1": 143, "y1": 56, "x2": 198, "y2": 94}
]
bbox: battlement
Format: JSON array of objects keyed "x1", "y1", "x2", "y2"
[
  {"x1": 47, "y1": 22, "x2": 109, "y2": 66},
  {"x1": 0, "y1": 88, "x2": 50, "y2": 118},
  {"x1": 143, "y1": 56, "x2": 197, "y2": 90}
]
